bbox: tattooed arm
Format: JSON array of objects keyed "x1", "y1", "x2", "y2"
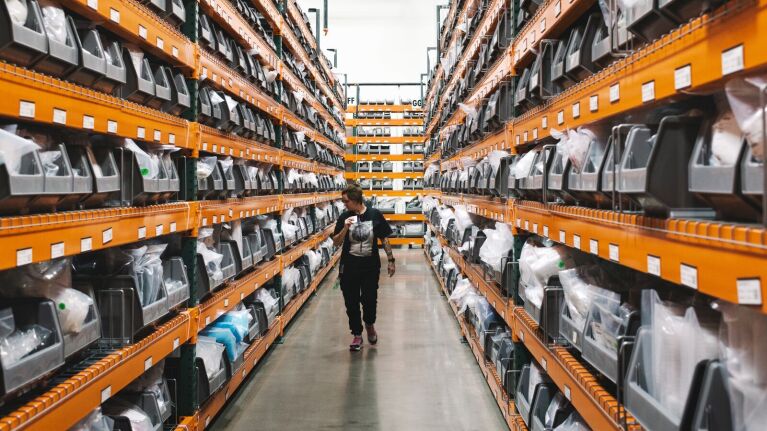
[{"x1": 382, "y1": 238, "x2": 395, "y2": 277}]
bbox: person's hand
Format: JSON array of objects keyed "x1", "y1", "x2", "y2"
[
  {"x1": 344, "y1": 217, "x2": 355, "y2": 227},
  {"x1": 387, "y1": 260, "x2": 396, "y2": 277}
]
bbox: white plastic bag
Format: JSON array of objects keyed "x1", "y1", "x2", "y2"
[
  {"x1": 124, "y1": 139, "x2": 160, "y2": 179},
  {"x1": 514, "y1": 151, "x2": 537, "y2": 179},
  {"x1": 553, "y1": 411, "x2": 590, "y2": 431},
  {"x1": 711, "y1": 109, "x2": 745, "y2": 166},
  {"x1": 196, "y1": 335, "x2": 225, "y2": 377},
  {"x1": 0, "y1": 325, "x2": 52, "y2": 367},
  {"x1": 519, "y1": 241, "x2": 577, "y2": 307},
  {"x1": 478, "y1": 223, "x2": 515, "y2": 273},
  {"x1": 209, "y1": 90, "x2": 225, "y2": 105},
  {"x1": 39, "y1": 0, "x2": 67, "y2": 44},
  {"x1": 265, "y1": 69, "x2": 278, "y2": 83},
  {"x1": 124, "y1": 243, "x2": 167, "y2": 306},
  {"x1": 70, "y1": 407, "x2": 115, "y2": 431},
  {"x1": 569, "y1": 128, "x2": 595, "y2": 172},
  {"x1": 0, "y1": 127, "x2": 41, "y2": 174},
  {"x1": 486, "y1": 150, "x2": 509, "y2": 172},
  {"x1": 196, "y1": 156, "x2": 217, "y2": 179},
  {"x1": 282, "y1": 266, "x2": 300, "y2": 292},
  {"x1": 6, "y1": 0, "x2": 28, "y2": 25},
  {"x1": 307, "y1": 250, "x2": 322, "y2": 273},
  {"x1": 197, "y1": 228, "x2": 224, "y2": 283},
  {"x1": 255, "y1": 288, "x2": 279, "y2": 322},
  {"x1": 725, "y1": 73, "x2": 767, "y2": 163},
  {"x1": 559, "y1": 266, "x2": 621, "y2": 330},
  {"x1": 102, "y1": 398, "x2": 153, "y2": 431},
  {"x1": 458, "y1": 103, "x2": 478, "y2": 122}
]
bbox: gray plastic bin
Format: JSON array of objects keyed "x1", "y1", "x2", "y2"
[
  {"x1": 82, "y1": 144, "x2": 120, "y2": 208},
  {"x1": 522, "y1": 279, "x2": 564, "y2": 343},
  {"x1": 547, "y1": 145, "x2": 574, "y2": 204},
  {"x1": 515, "y1": 364, "x2": 552, "y2": 426},
  {"x1": 163, "y1": 257, "x2": 189, "y2": 309},
  {"x1": 121, "y1": 47, "x2": 155, "y2": 104},
  {"x1": 113, "y1": 145, "x2": 163, "y2": 205},
  {"x1": 741, "y1": 146, "x2": 764, "y2": 212},
  {"x1": 29, "y1": 143, "x2": 76, "y2": 212},
  {"x1": 198, "y1": 14, "x2": 216, "y2": 51},
  {"x1": 566, "y1": 130, "x2": 609, "y2": 207},
  {"x1": 164, "y1": 68, "x2": 191, "y2": 115},
  {"x1": 581, "y1": 302, "x2": 639, "y2": 384},
  {"x1": 68, "y1": 21, "x2": 107, "y2": 88},
  {"x1": 60, "y1": 143, "x2": 94, "y2": 209},
  {"x1": 618, "y1": 114, "x2": 715, "y2": 217},
  {"x1": 529, "y1": 40, "x2": 559, "y2": 102},
  {"x1": 659, "y1": 0, "x2": 725, "y2": 22},
  {"x1": 93, "y1": 274, "x2": 170, "y2": 345},
  {"x1": 625, "y1": 0, "x2": 679, "y2": 42},
  {"x1": 600, "y1": 125, "x2": 641, "y2": 209},
  {"x1": 247, "y1": 230, "x2": 267, "y2": 265},
  {"x1": 218, "y1": 160, "x2": 237, "y2": 197},
  {"x1": 218, "y1": 242, "x2": 237, "y2": 281},
  {"x1": 35, "y1": 14, "x2": 78, "y2": 77},
  {"x1": 96, "y1": 39, "x2": 127, "y2": 94},
  {"x1": 550, "y1": 35, "x2": 573, "y2": 89},
  {"x1": 564, "y1": 14, "x2": 601, "y2": 81},
  {"x1": 165, "y1": 0, "x2": 186, "y2": 25},
  {"x1": 519, "y1": 147, "x2": 554, "y2": 201},
  {"x1": 0, "y1": 0, "x2": 47, "y2": 67},
  {"x1": 530, "y1": 390, "x2": 572, "y2": 431},
  {"x1": 559, "y1": 301, "x2": 584, "y2": 352},
  {"x1": 0, "y1": 299, "x2": 65, "y2": 398},
  {"x1": 148, "y1": 64, "x2": 172, "y2": 110},
  {"x1": 63, "y1": 284, "x2": 100, "y2": 358}
]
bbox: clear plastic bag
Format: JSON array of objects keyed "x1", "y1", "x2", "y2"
[
  {"x1": 725, "y1": 73, "x2": 767, "y2": 163},
  {"x1": 255, "y1": 288, "x2": 279, "y2": 322},
  {"x1": 0, "y1": 258, "x2": 93, "y2": 335},
  {"x1": 124, "y1": 139, "x2": 160, "y2": 179},
  {"x1": 6, "y1": 0, "x2": 28, "y2": 25},
  {"x1": 559, "y1": 266, "x2": 621, "y2": 330},
  {"x1": 553, "y1": 411, "x2": 590, "y2": 431},
  {"x1": 196, "y1": 156, "x2": 216, "y2": 180},
  {"x1": 39, "y1": 0, "x2": 67, "y2": 44},
  {"x1": 0, "y1": 325, "x2": 53, "y2": 367},
  {"x1": 0, "y1": 126, "x2": 40, "y2": 174},
  {"x1": 197, "y1": 228, "x2": 224, "y2": 283},
  {"x1": 124, "y1": 244, "x2": 167, "y2": 306},
  {"x1": 713, "y1": 301, "x2": 767, "y2": 431},
  {"x1": 196, "y1": 335, "x2": 225, "y2": 377},
  {"x1": 514, "y1": 151, "x2": 537, "y2": 179},
  {"x1": 264, "y1": 69, "x2": 278, "y2": 83},
  {"x1": 711, "y1": 109, "x2": 744, "y2": 166},
  {"x1": 545, "y1": 392, "x2": 567, "y2": 428},
  {"x1": 282, "y1": 266, "x2": 300, "y2": 292},
  {"x1": 478, "y1": 223, "x2": 515, "y2": 274},
  {"x1": 485, "y1": 150, "x2": 509, "y2": 172},
  {"x1": 453, "y1": 205, "x2": 473, "y2": 233},
  {"x1": 307, "y1": 250, "x2": 322, "y2": 273},
  {"x1": 103, "y1": 398, "x2": 153, "y2": 431},
  {"x1": 528, "y1": 361, "x2": 543, "y2": 400},
  {"x1": 70, "y1": 407, "x2": 115, "y2": 431},
  {"x1": 458, "y1": 103, "x2": 478, "y2": 122},
  {"x1": 520, "y1": 241, "x2": 577, "y2": 307}
]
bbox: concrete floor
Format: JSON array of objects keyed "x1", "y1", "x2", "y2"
[{"x1": 210, "y1": 249, "x2": 507, "y2": 431}]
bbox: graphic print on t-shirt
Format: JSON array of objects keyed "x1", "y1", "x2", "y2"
[{"x1": 349, "y1": 221, "x2": 374, "y2": 257}]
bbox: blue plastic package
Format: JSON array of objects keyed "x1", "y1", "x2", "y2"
[{"x1": 200, "y1": 327, "x2": 237, "y2": 361}]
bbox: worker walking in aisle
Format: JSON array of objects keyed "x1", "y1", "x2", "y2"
[{"x1": 332, "y1": 184, "x2": 396, "y2": 351}]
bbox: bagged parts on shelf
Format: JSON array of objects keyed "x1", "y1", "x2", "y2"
[
  {"x1": 282, "y1": 266, "x2": 300, "y2": 293},
  {"x1": 453, "y1": 205, "x2": 473, "y2": 233},
  {"x1": 520, "y1": 241, "x2": 577, "y2": 307},
  {"x1": 0, "y1": 325, "x2": 53, "y2": 367},
  {"x1": 196, "y1": 335, "x2": 225, "y2": 376},
  {"x1": 216, "y1": 308, "x2": 252, "y2": 342},
  {"x1": 725, "y1": 73, "x2": 767, "y2": 162},
  {"x1": 559, "y1": 266, "x2": 621, "y2": 330},
  {"x1": 198, "y1": 228, "x2": 224, "y2": 283},
  {"x1": 553, "y1": 410, "x2": 590, "y2": 431},
  {"x1": 39, "y1": 0, "x2": 67, "y2": 44},
  {"x1": 514, "y1": 150, "x2": 537, "y2": 179},
  {"x1": 485, "y1": 150, "x2": 510, "y2": 172},
  {"x1": 264, "y1": 69, "x2": 278, "y2": 83},
  {"x1": 458, "y1": 103, "x2": 478, "y2": 122},
  {"x1": 255, "y1": 288, "x2": 279, "y2": 322},
  {"x1": 208, "y1": 89, "x2": 224, "y2": 106},
  {"x1": 124, "y1": 139, "x2": 160, "y2": 179},
  {"x1": 567, "y1": 129, "x2": 595, "y2": 172},
  {"x1": 713, "y1": 301, "x2": 767, "y2": 430},
  {"x1": 124, "y1": 244, "x2": 167, "y2": 306},
  {"x1": 422, "y1": 196, "x2": 438, "y2": 213},
  {"x1": 438, "y1": 207, "x2": 455, "y2": 232},
  {"x1": 0, "y1": 258, "x2": 92, "y2": 335},
  {"x1": 70, "y1": 407, "x2": 115, "y2": 431},
  {"x1": 307, "y1": 250, "x2": 322, "y2": 273},
  {"x1": 6, "y1": 0, "x2": 28, "y2": 24},
  {"x1": 196, "y1": 157, "x2": 217, "y2": 179},
  {"x1": 103, "y1": 398, "x2": 153, "y2": 431},
  {"x1": 304, "y1": 172, "x2": 319, "y2": 187},
  {"x1": 280, "y1": 209, "x2": 299, "y2": 243},
  {"x1": 711, "y1": 108, "x2": 746, "y2": 166},
  {"x1": 641, "y1": 290, "x2": 719, "y2": 420},
  {"x1": 478, "y1": 223, "x2": 515, "y2": 273},
  {"x1": 0, "y1": 127, "x2": 39, "y2": 174}
]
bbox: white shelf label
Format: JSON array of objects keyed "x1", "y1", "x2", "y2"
[
  {"x1": 170, "y1": 222, "x2": 177, "y2": 233},
  {"x1": 224, "y1": 298, "x2": 229, "y2": 307},
  {"x1": 138, "y1": 226, "x2": 146, "y2": 239},
  {"x1": 524, "y1": 131, "x2": 528, "y2": 142},
  {"x1": 144, "y1": 357, "x2": 153, "y2": 371},
  {"x1": 138, "y1": 25, "x2": 147, "y2": 40},
  {"x1": 543, "y1": 226, "x2": 549, "y2": 238},
  {"x1": 533, "y1": 128, "x2": 538, "y2": 140},
  {"x1": 554, "y1": 0, "x2": 561, "y2": 16},
  {"x1": 722, "y1": 45, "x2": 744, "y2": 76},
  {"x1": 737, "y1": 279, "x2": 762, "y2": 305},
  {"x1": 542, "y1": 116, "x2": 548, "y2": 129},
  {"x1": 573, "y1": 234, "x2": 581, "y2": 250},
  {"x1": 173, "y1": 337, "x2": 180, "y2": 349},
  {"x1": 533, "y1": 223, "x2": 539, "y2": 234},
  {"x1": 572, "y1": 331, "x2": 578, "y2": 345},
  {"x1": 516, "y1": 135, "x2": 520, "y2": 146},
  {"x1": 107, "y1": 120, "x2": 117, "y2": 134},
  {"x1": 572, "y1": 102, "x2": 580, "y2": 119},
  {"x1": 82, "y1": 115, "x2": 95, "y2": 129},
  {"x1": 517, "y1": 218, "x2": 521, "y2": 228},
  {"x1": 641, "y1": 81, "x2": 656, "y2": 103},
  {"x1": 109, "y1": 8, "x2": 120, "y2": 23},
  {"x1": 101, "y1": 386, "x2": 111, "y2": 403},
  {"x1": 559, "y1": 230, "x2": 566, "y2": 243},
  {"x1": 213, "y1": 216, "x2": 218, "y2": 224},
  {"x1": 540, "y1": 18, "x2": 546, "y2": 33},
  {"x1": 155, "y1": 224, "x2": 164, "y2": 236},
  {"x1": 647, "y1": 255, "x2": 661, "y2": 276},
  {"x1": 240, "y1": 292, "x2": 245, "y2": 301},
  {"x1": 137, "y1": 127, "x2": 145, "y2": 139},
  {"x1": 102, "y1": 228, "x2": 113, "y2": 244},
  {"x1": 524, "y1": 221, "x2": 529, "y2": 231},
  {"x1": 81, "y1": 237, "x2": 93, "y2": 252},
  {"x1": 557, "y1": 110, "x2": 564, "y2": 125},
  {"x1": 205, "y1": 316, "x2": 211, "y2": 326},
  {"x1": 16, "y1": 248, "x2": 32, "y2": 266},
  {"x1": 589, "y1": 95, "x2": 598, "y2": 112},
  {"x1": 51, "y1": 242, "x2": 65, "y2": 259},
  {"x1": 153, "y1": 130, "x2": 161, "y2": 142},
  {"x1": 609, "y1": 83, "x2": 620, "y2": 102},
  {"x1": 156, "y1": 37, "x2": 164, "y2": 50},
  {"x1": 564, "y1": 385, "x2": 572, "y2": 400},
  {"x1": 518, "y1": 330, "x2": 524, "y2": 342},
  {"x1": 53, "y1": 108, "x2": 67, "y2": 124},
  {"x1": 681, "y1": 264, "x2": 698, "y2": 289},
  {"x1": 19, "y1": 100, "x2": 35, "y2": 118},
  {"x1": 675, "y1": 65, "x2": 692, "y2": 90},
  {"x1": 589, "y1": 239, "x2": 599, "y2": 255},
  {"x1": 540, "y1": 357, "x2": 548, "y2": 371},
  {"x1": 172, "y1": 46, "x2": 179, "y2": 58},
  {"x1": 609, "y1": 244, "x2": 619, "y2": 262}
]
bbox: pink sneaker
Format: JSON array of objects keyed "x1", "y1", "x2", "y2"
[
  {"x1": 349, "y1": 335, "x2": 363, "y2": 351},
  {"x1": 366, "y1": 325, "x2": 378, "y2": 345}
]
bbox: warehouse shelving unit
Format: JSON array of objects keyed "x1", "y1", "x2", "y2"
[
  {"x1": 424, "y1": 0, "x2": 767, "y2": 429},
  {"x1": 344, "y1": 83, "x2": 429, "y2": 247},
  {"x1": 0, "y1": 0, "x2": 345, "y2": 428}
]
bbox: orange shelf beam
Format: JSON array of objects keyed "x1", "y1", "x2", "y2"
[
  {"x1": 0, "y1": 313, "x2": 193, "y2": 431},
  {"x1": 512, "y1": 0, "x2": 767, "y2": 145},
  {"x1": 387, "y1": 237, "x2": 425, "y2": 246},
  {"x1": 282, "y1": 192, "x2": 338, "y2": 209},
  {"x1": 198, "y1": 196, "x2": 282, "y2": 227},
  {"x1": 345, "y1": 172, "x2": 424, "y2": 180},
  {"x1": 345, "y1": 153, "x2": 425, "y2": 162},
  {"x1": 347, "y1": 136, "x2": 427, "y2": 144},
  {"x1": 435, "y1": 192, "x2": 511, "y2": 224},
  {"x1": 363, "y1": 190, "x2": 424, "y2": 198},
  {"x1": 0, "y1": 203, "x2": 196, "y2": 272},
  {"x1": 195, "y1": 123, "x2": 282, "y2": 162},
  {"x1": 346, "y1": 118, "x2": 424, "y2": 127},
  {"x1": 0, "y1": 62, "x2": 189, "y2": 148},
  {"x1": 347, "y1": 105, "x2": 424, "y2": 113},
  {"x1": 514, "y1": 200, "x2": 767, "y2": 311},
  {"x1": 385, "y1": 214, "x2": 425, "y2": 222}
]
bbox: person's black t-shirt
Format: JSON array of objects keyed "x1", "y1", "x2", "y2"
[{"x1": 334, "y1": 207, "x2": 393, "y2": 271}]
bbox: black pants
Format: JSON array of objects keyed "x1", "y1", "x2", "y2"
[{"x1": 340, "y1": 263, "x2": 380, "y2": 336}]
